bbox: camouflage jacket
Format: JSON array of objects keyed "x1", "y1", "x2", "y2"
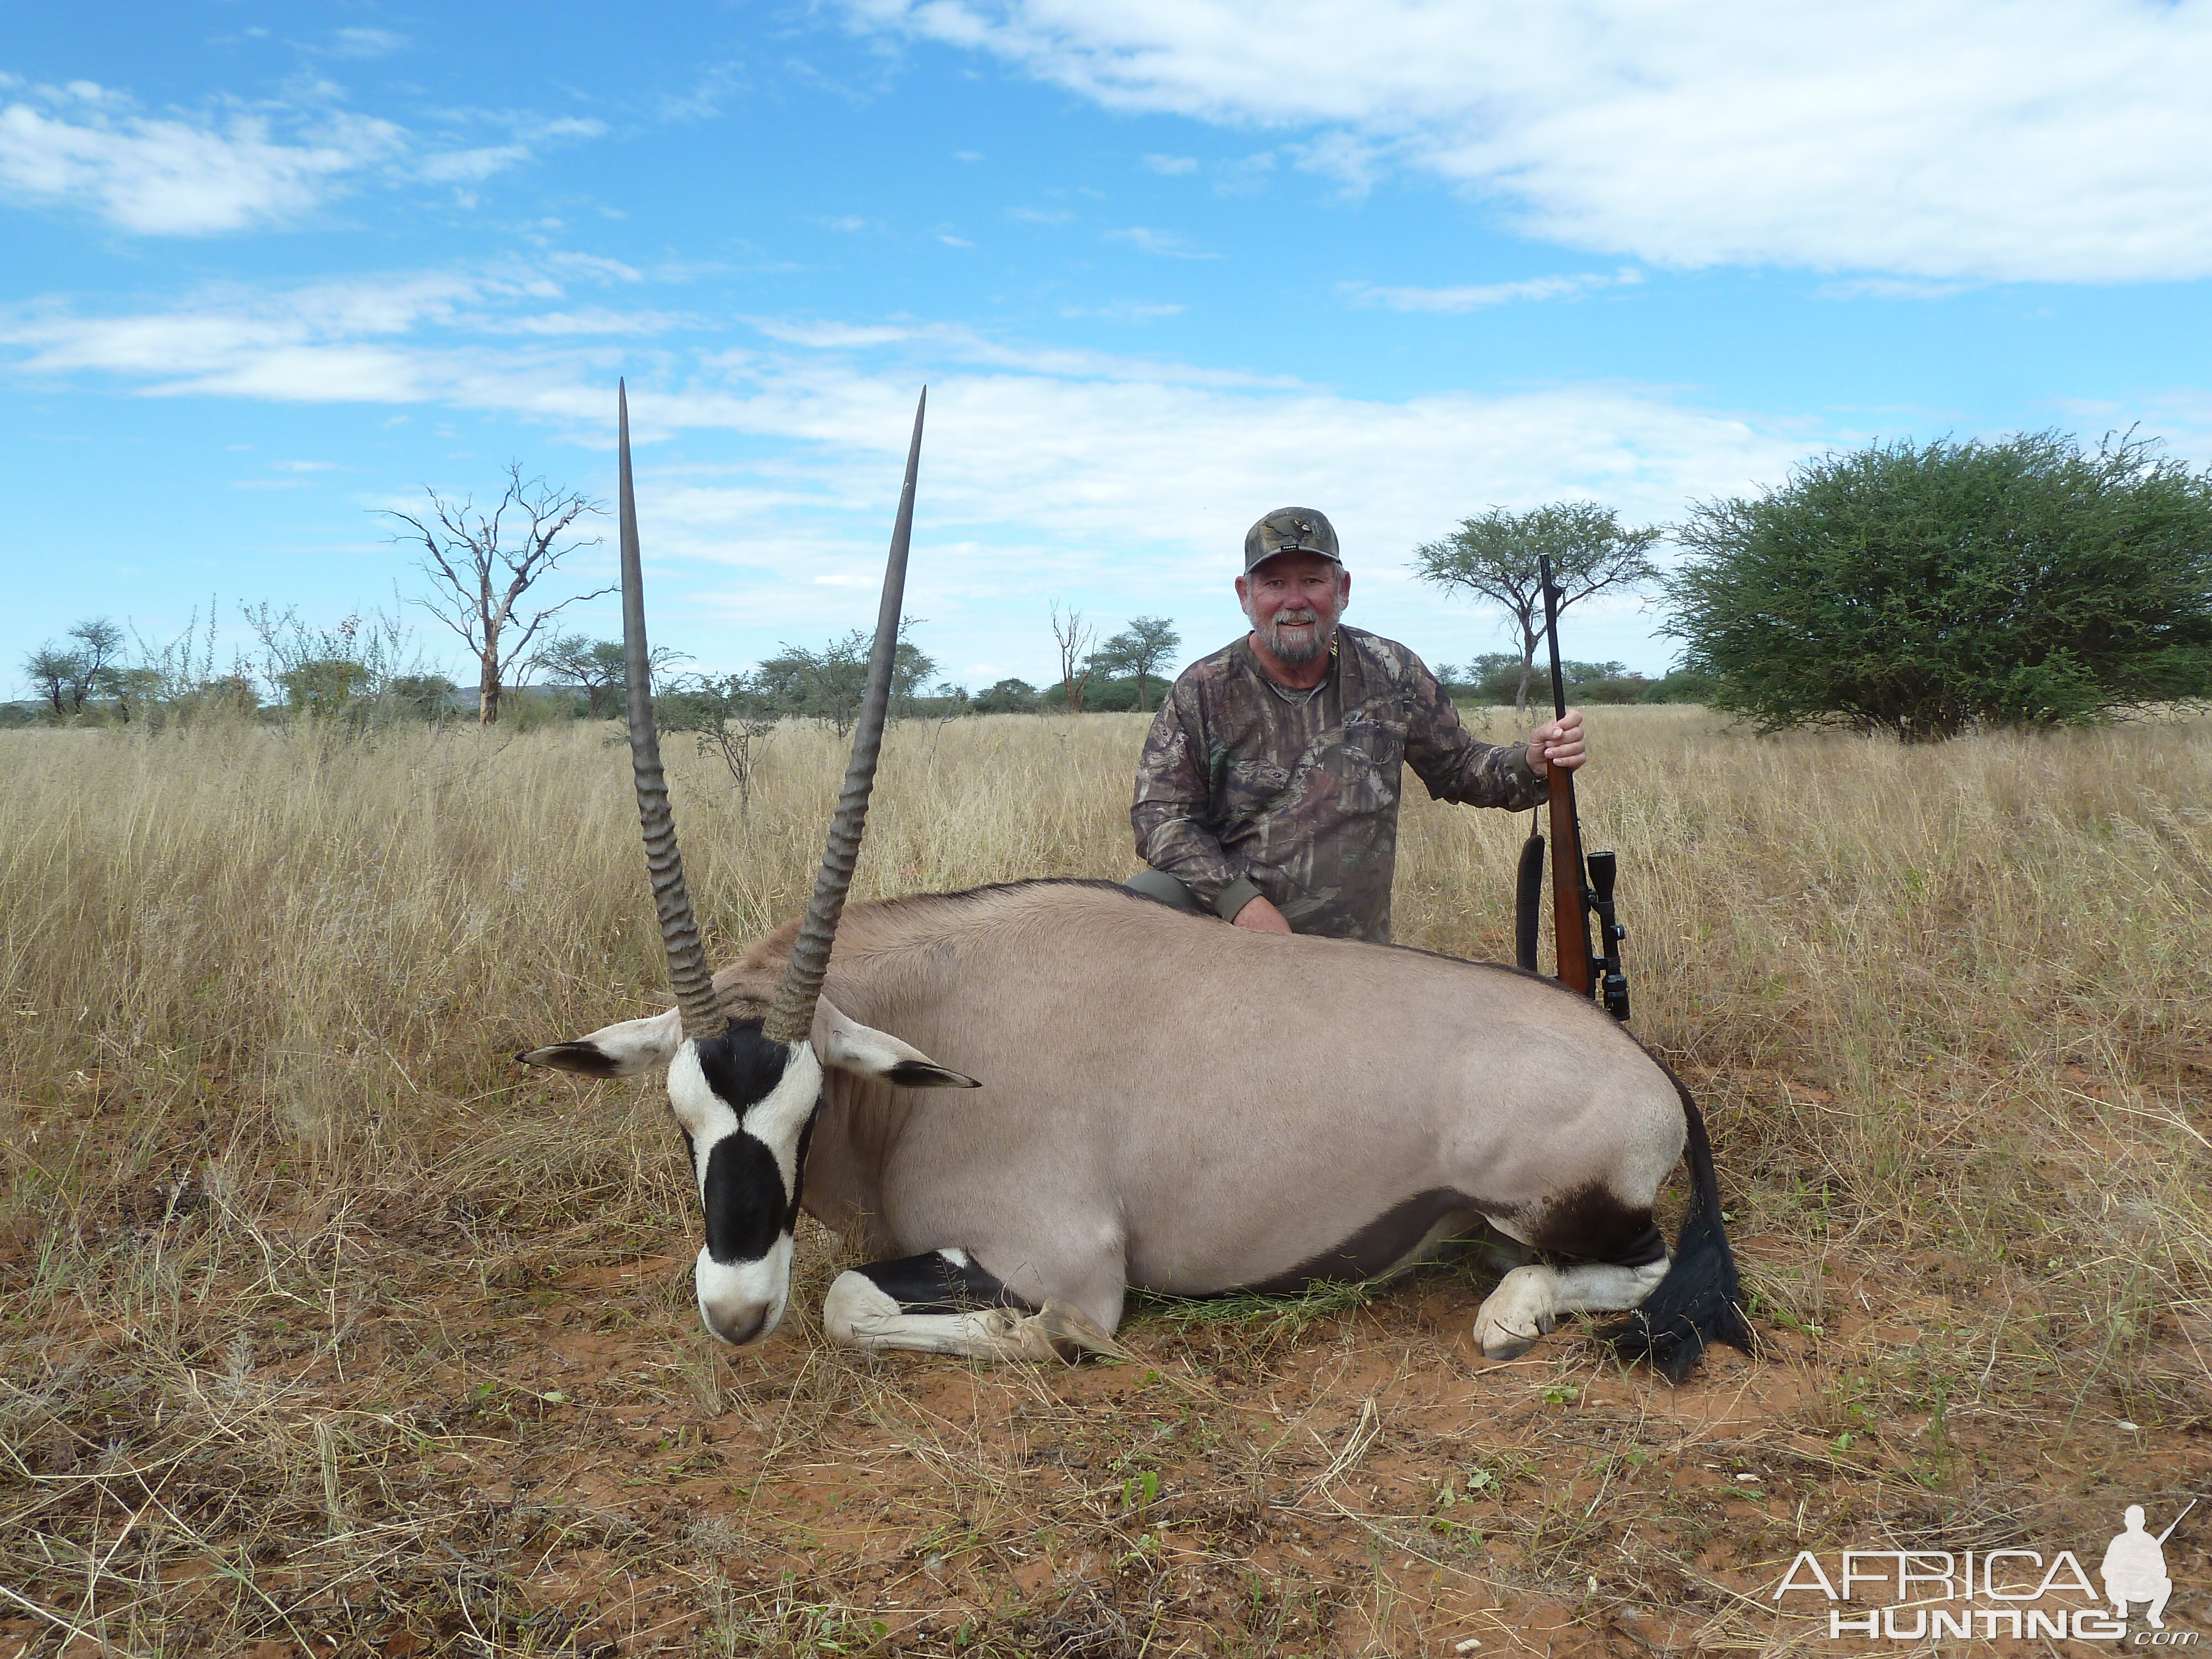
[{"x1": 1130, "y1": 626, "x2": 1543, "y2": 943}]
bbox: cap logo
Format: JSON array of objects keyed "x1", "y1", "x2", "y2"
[{"x1": 1244, "y1": 505, "x2": 1342, "y2": 571}]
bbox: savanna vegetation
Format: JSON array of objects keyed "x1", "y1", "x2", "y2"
[
  {"x1": 3, "y1": 706, "x2": 2206, "y2": 1655},
  {"x1": 1665, "y1": 432, "x2": 2212, "y2": 739}
]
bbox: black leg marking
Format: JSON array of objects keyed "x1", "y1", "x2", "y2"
[
  {"x1": 1528, "y1": 1182, "x2": 1666, "y2": 1266},
  {"x1": 1605, "y1": 1220, "x2": 1668, "y2": 1269},
  {"x1": 858, "y1": 1250, "x2": 1034, "y2": 1315}
]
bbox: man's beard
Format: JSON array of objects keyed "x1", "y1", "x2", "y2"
[{"x1": 1264, "y1": 607, "x2": 1335, "y2": 666}]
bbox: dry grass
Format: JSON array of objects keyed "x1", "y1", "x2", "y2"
[{"x1": 3, "y1": 706, "x2": 2208, "y2": 1656}]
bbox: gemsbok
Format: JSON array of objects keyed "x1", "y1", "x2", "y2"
[{"x1": 519, "y1": 385, "x2": 1754, "y2": 1381}]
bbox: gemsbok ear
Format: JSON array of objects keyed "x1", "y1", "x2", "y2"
[
  {"x1": 816, "y1": 1000, "x2": 981, "y2": 1090},
  {"x1": 517, "y1": 1008, "x2": 684, "y2": 1078}
]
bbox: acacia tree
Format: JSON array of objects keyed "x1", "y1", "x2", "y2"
[
  {"x1": 656, "y1": 670, "x2": 782, "y2": 812},
  {"x1": 1665, "y1": 432, "x2": 2212, "y2": 739},
  {"x1": 384, "y1": 465, "x2": 610, "y2": 726},
  {"x1": 1091, "y1": 615, "x2": 1182, "y2": 711},
  {"x1": 23, "y1": 645, "x2": 85, "y2": 717},
  {"x1": 533, "y1": 634, "x2": 628, "y2": 718},
  {"x1": 534, "y1": 633, "x2": 685, "y2": 718},
  {"x1": 754, "y1": 620, "x2": 932, "y2": 735},
  {"x1": 238, "y1": 603, "x2": 421, "y2": 717},
  {"x1": 1412, "y1": 504, "x2": 1661, "y2": 713},
  {"x1": 20, "y1": 619, "x2": 126, "y2": 718}
]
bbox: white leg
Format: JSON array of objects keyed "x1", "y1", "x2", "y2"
[
  {"x1": 822, "y1": 1271, "x2": 1123, "y2": 1362},
  {"x1": 1474, "y1": 1258, "x2": 1668, "y2": 1361}
]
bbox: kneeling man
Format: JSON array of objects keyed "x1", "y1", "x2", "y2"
[
  {"x1": 1130, "y1": 507, "x2": 1584, "y2": 943},
  {"x1": 2101, "y1": 1506, "x2": 2173, "y2": 1627}
]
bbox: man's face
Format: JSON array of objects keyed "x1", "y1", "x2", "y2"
[{"x1": 1237, "y1": 551, "x2": 1349, "y2": 666}]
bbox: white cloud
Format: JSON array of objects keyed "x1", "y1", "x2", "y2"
[
  {"x1": 1347, "y1": 268, "x2": 1643, "y2": 312},
  {"x1": 742, "y1": 316, "x2": 1274, "y2": 385},
  {"x1": 602, "y1": 361, "x2": 1813, "y2": 677},
  {"x1": 838, "y1": 0, "x2": 2212, "y2": 284},
  {"x1": 0, "y1": 93, "x2": 400, "y2": 233},
  {"x1": 1, "y1": 265, "x2": 1825, "y2": 677},
  {"x1": 657, "y1": 64, "x2": 748, "y2": 123},
  {"x1": 530, "y1": 117, "x2": 609, "y2": 143},
  {"x1": 1105, "y1": 226, "x2": 1220, "y2": 259},
  {"x1": 1141, "y1": 153, "x2": 1196, "y2": 175},
  {"x1": 2, "y1": 275, "x2": 1800, "y2": 520},
  {"x1": 1061, "y1": 301, "x2": 1185, "y2": 322},
  {"x1": 483, "y1": 307, "x2": 686, "y2": 337},
  {"x1": 328, "y1": 28, "x2": 409, "y2": 59},
  {"x1": 544, "y1": 252, "x2": 643, "y2": 284},
  {"x1": 0, "y1": 81, "x2": 606, "y2": 234},
  {"x1": 416, "y1": 143, "x2": 531, "y2": 184},
  {"x1": 0, "y1": 267, "x2": 597, "y2": 393},
  {"x1": 1815, "y1": 276, "x2": 1976, "y2": 302}
]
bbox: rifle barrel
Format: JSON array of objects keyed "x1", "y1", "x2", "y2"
[
  {"x1": 2156, "y1": 1497, "x2": 2197, "y2": 1545},
  {"x1": 1540, "y1": 556, "x2": 1594, "y2": 994}
]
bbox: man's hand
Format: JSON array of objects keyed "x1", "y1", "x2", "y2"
[
  {"x1": 1527, "y1": 707, "x2": 1587, "y2": 776},
  {"x1": 1231, "y1": 893, "x2": 1293, "y2": 933}
]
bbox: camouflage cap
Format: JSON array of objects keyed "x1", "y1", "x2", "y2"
[{"x1": 1243, "y1": 507, "x2": 1343, "y2": 573}]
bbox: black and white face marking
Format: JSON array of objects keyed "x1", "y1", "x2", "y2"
[
  {"x1": 667, "y1": 1021, "x2": 822, "y2": 1347},
  {"x1": 521, "y1": 995, "x2": 980, "y2": 1348}
]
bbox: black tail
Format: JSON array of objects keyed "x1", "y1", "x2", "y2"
[{"x1": 1599, "y1": 1075, "x2": 1755, "y2": 1383}]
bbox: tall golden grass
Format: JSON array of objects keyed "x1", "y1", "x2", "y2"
[{"x1": 3, "y1": 707, "x2": 2208, "y2": 1654}]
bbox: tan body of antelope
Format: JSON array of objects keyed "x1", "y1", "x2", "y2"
[
  {"x1": 525, "y1": 879, "x2": 1751, "y2": 1375},
  {"x1": 522, "y1": 384, "x2": 1751, "y2": 1381}
]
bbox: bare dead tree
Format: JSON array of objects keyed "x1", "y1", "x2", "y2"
[
  {"x1": 383, "y1": 464, "x2": 611, "y2": 725},
  {"x1": 1051, "y1": 603, "x2": 1097, "y2": 715}
]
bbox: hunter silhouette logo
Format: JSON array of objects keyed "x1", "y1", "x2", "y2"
[
  {"x1": 2105, "y1": 1501, "x2": 2192, "y2": 1630},
  {"x1": 1773, "y1": 1497, "x2": 2198, "y2": 1642}
]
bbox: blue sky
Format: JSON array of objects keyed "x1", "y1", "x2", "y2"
[{"x1": 7, "y1": 1, "x2": 2211, "y2": 696}]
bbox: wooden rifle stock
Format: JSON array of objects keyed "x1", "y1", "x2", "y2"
[{"x1": 1537, "y1": 554, "x2": 1630, "y2": 1020}]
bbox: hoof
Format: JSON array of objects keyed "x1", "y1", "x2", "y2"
[
  {"x1": 1028, "y1": 1297, "x2": 1130, "y2": 1364},
  {"x1": 1474, "y1": 1266, "x2": 1559, "y2": 1361},
  {"x1": 1477, "y1": 1328, "x2": 1538, "y2": 1361}
]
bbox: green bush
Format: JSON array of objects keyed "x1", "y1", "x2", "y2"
[
  {"x1": 1574, "y1": 675, "x2": 1649, "y2": 705},
  {"x1": 973, "y1": 678, "x2": 1041, "y2": 714},
  {"x1": 1638, "y1": 667, "x2": 1718, "y2": 704},
  {"x1": 1449, "y1": 652, "x2": 1642, "y2": 708},
  {"x1": 1665, "y1": 432, "x2": 2212, "y2": 739}
]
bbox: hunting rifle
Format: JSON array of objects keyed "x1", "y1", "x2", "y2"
[{"x1": 1512, "y1": 555, "x2": 1631, "y2": 1021}]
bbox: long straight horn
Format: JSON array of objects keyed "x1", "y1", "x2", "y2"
[
  {"x1": 763, "y1": 388, "x2": 926, "y2": 1045},
  {"x1": 619, "y1": 380, "x2": 726, "y2": 1042}
]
